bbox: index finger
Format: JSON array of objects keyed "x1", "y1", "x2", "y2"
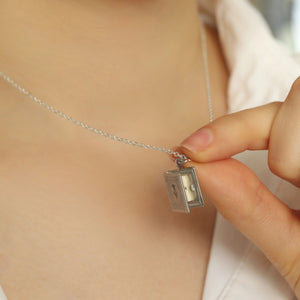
[{"x1": 178, "y1": 101, "x2": 281, "y2": 162}]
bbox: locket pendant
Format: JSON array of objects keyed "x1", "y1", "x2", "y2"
[{"x1": 164, "y1": 158, "x2": 204, "y2": 213}]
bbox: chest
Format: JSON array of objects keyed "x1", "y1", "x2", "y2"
[{"x1": 0, "y1": 140, "x2": 216, "y2": 299}]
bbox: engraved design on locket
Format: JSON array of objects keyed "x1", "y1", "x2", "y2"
[{"x1": 164, "y1": 158, "x2": 204, "y2": 213}]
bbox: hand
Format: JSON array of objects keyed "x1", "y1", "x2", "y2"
[{"x1": 175, "y1": 77, "x2": 300, "y2": 297}]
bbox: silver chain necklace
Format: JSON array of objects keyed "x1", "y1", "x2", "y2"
[{"x1": 0, "y1": 20, "x2": 213, "y2": 213}]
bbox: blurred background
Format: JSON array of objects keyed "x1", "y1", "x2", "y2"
[{"x1": 251, "y1": 0, "x2": 300, "y2": 51}]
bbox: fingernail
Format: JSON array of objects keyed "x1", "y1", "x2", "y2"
[{"x1": 180, "y1": 128, "x2": 213, "y2": 153}]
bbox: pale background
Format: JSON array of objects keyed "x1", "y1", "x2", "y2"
[{"x1": 251, "y1": 0, "x2": 300, "y2": 51}]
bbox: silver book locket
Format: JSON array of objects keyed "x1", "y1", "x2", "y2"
[{"x1": 164, "y1": 160, "x2": 204, "y2": 213}]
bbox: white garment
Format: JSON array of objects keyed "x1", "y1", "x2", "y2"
[
  {"x1": 0, "y1": 0, "x2": 299, "y2": 299},
  {"x1": 199, "y1": 0, "x2": 300, "y2": 299}
]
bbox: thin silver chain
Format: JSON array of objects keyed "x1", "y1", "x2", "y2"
[
  {"x1": 0, "y1": 21, "x2": 212, "y2": 163},
  {"x1": 200, "y1": 21, "x2": 214, "y2": 123}
]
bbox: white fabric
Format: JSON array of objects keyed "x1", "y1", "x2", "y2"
[
  {"x1": 0, "y1": 287, "x2": 6, "y2": 300},
  {"x1": 200, "y1": 0, "x2": 300, "y2": 299},
  {"x1": 0, "y1": 0, "x2": 299, "y2": 298}
]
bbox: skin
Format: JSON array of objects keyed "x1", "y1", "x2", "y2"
[
  {"x1": 0, "y1": 0, "x2": 228, "y2": 299},
  {"x1": 178, "y1": 77, "x2": 300, "y2": 298}
]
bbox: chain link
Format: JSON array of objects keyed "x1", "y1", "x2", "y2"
[
  {"x1": 0, "y1": 20, "x2": 212, "y2": 164},
  {"x1": 200, "y1": 20, "x2": 214, "y2": 123}
]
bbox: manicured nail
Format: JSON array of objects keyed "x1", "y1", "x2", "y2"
[{"x1": 180, "y1": 128, "x2": 213, "y2": 153}]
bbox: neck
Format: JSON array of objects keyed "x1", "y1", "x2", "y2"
[{"x1": 0, "y1": 1, "x2": 222, "y2": 143}]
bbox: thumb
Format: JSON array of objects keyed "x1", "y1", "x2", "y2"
[{"x1": 184, "y1": 158, "x2": 300, "y2": 296}]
